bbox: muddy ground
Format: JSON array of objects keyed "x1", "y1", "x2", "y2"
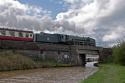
[{"x1": 0, "y1": 62, "x2": 98, "y2": 83}]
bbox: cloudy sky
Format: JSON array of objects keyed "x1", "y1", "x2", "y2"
[{"x1": 0, "y1": 0, "x2": 125, "y2": 47}]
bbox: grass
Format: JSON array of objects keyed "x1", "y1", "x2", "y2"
[
  {"x1": 81, "y1": 64, "x2": 125, "y2": 83},
  {"x1": 0, "y1": 51, "x2": 36, "y2": 71}
]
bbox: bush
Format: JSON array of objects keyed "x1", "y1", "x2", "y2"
[
  {"x1": 113, "y1": 42, "x2": 125, "y2": 65},
  {"x1": 103, "y1": 55, "x2": 113, "y2": 64}
]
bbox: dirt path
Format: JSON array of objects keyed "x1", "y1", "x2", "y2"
[{"x1": 0, "y1": 66, "x2": 98, "y2": 83}]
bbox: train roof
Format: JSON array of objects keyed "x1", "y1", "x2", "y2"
[
  {"x1": 0, "y1": 27, "x2": 33, "y2": 33},
  {"x1": 40, "y1": 32, "x2": 95, "y2": 39}
]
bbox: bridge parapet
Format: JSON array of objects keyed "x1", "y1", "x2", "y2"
[{"x1": 74, "y1": 45, "x2": 101, "y2": 51}]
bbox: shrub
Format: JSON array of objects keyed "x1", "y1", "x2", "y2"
[{"x1": 112, "y1": 42, "x2": 125, "y2": 65}]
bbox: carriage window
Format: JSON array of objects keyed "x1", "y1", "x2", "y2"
[
  {"x1": 0, "y1": 30, "x2": 6, "y2": 36},
  {"x1": 26, "y1": 33, "x2": 29, "y2": 38},
  {"x1": 30, "y1": 33, "x2": 33, "y2": 37},
  {"x1": 23, "y1": 33, "x2": 26, "y2": 37},
  {"x1": 0, "y1": 30, "x2": 2, "y2": 35},
  {"x1": 9, "y1": 31, "x2": 15, "y2": 36},
  {"x1": 15, "y1": 32, "x2": 19, "y2": 37},
  {"x1": 19, "y1": 32, "x2": 23, "y2": 37}
]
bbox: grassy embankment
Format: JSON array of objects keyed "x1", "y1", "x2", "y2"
[
  {"x1": 0, "y1": 51, "x2": 72, "y2": 71},
  {"x1": 81, "y1": 64, "x2": 125, "y2": 83}
]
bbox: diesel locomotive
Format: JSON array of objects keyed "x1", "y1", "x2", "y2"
[{"x1": 0, "y1": 28, "x2": 96, "y2": 46}]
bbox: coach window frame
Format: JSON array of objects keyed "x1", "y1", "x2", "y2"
[
  {"x1": 9, "y1": 30, "x2": 15, "y2": 36},
  {"x1": 19, "y1": 32, "x2": 23, "y2": 37},
  {"x1": 0, "y1": 30, "x2": 5, "y2": 35},
  {"x1": 26, "y1": 33, "x2": 29, "y2": 38}
]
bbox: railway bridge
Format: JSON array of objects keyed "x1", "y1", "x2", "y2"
[
  {"x1": 75, "y1": 45, "x2": 102, "y2": 66},
  {"x1": 0, "y1": 40, "x2": 102, "y2": 66}
]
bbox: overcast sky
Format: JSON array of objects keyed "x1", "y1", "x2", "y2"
[{"x1": 0, "y1": 0, "x2": 125, "y2": 47}]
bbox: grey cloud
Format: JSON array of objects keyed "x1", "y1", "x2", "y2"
[
  {"x1": 0, "y1": 0, "x2": 54, "y2": 31},
  {"x1": 0, "y1": 0, "x2": 125, "y2": 47},
  {"x1": 60, "y1": 0, "x2": 125, "y2": 47}
]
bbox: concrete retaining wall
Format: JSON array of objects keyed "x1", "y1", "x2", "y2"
[
  {"x1": 16, "y1": 49, "x2": 80, "y2": 65},
  {"x1": 0, "y1": 40, "x2": 100, "y2": 66}
]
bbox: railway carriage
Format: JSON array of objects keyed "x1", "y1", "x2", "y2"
[{"x1": 0, "y1": 28, "x2": 33, "y2": 41}]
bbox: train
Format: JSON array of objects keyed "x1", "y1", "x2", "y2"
[{"x1": 0, "y1": 28, "x2": 96, "y2": 46}]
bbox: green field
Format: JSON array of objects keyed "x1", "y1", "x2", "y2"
[{"x1": 81, "y1": 64, "x2": 125, "y2": 83}]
